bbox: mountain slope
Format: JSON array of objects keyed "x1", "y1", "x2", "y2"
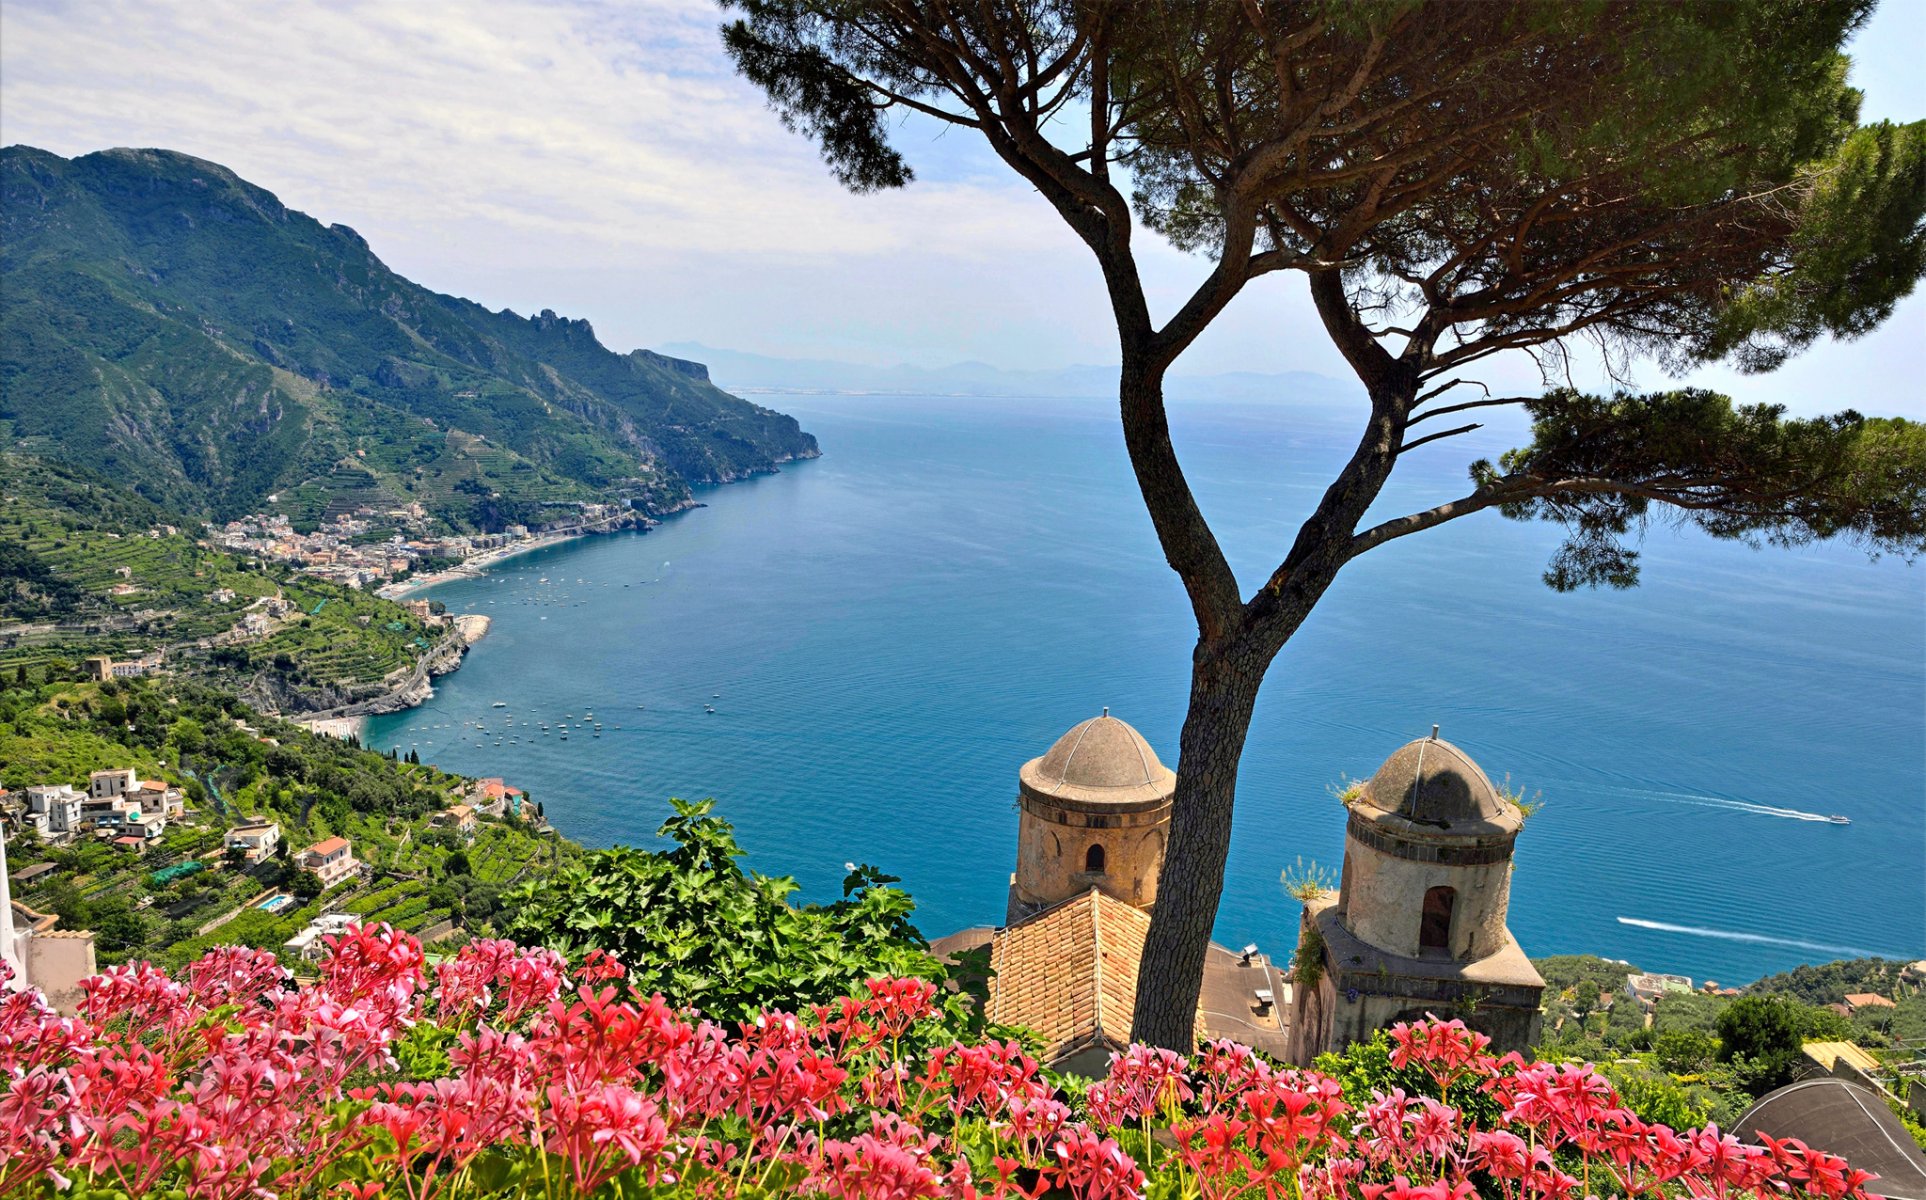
[{"x1": 0, "y1": 146, "x2": 817, "y2": 529}]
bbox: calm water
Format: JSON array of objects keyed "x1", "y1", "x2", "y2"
[{"x1": 368, "y1": 394, "x2": 1926, "y2": 985}]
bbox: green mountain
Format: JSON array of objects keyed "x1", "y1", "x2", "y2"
[{"x1": 0, "y1": 145, "x2": 817, "y2": 529}]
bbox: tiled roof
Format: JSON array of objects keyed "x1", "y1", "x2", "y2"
[
  {"x1": 1842, "y1": 992, "x2": 1895, "y2": 1008},
  {"x1": 1802, "y1": 1041, "x2": 1880, "y2": 1075},
  {"x1": 987, "y1": 889, "x2": 1153, "y2": 1066},
  {"x1": 303, "y1": 836, "x2": 350, "y2": 857}
]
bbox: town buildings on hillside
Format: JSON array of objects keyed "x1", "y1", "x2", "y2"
[
  {"x1": 2, "y1": 769, "x2": 183, "y2": 848},
  {"x1": 208, "y1": 502, "x2": 614, "y2": 590}
]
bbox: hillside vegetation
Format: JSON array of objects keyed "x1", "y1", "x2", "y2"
[
  {"x1": 0, "y1": 145, "x2": 817, "y2": 531},
  {"x1": 0, "y1": 453, "x2": 445, "y2": 709},
  {"x1": 1, "y1": 675, "x2": 576, "y2": 969}
]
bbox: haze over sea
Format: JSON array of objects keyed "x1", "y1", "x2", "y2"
[{"x1": 368, "y1": 392, "x2": 1925, "y2": 985}]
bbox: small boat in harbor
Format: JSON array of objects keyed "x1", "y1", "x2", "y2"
[{"x1": 492, "y1": 701, "x2": 507, "y2": 708}]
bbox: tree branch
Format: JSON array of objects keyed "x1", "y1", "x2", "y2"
[
  {"x1": 1399, "y1": 422, "x2": 1484, "y2": 453},
  {"x1": 1408, "y1": 396, "x2": 1535, "y2": 425}
]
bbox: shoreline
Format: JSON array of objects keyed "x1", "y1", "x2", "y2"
[
  {"x1": 378, "y1": 507, "x2": 673, "y2": 600},
  {"x1": 290, "y1": 612, "x2": 492, "y2": 735},
  {"x1": 379, "y1": 531, "x2": 594, "y2": 599}
]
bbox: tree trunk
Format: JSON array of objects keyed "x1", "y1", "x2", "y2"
[{"x1": 1129, "y1": 636, "x2": 1270, "y2": 1050}]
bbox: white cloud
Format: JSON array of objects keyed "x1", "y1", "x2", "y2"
[
  {"x1": 3, "y1": 0, "x2": 1919, "y2": 413},
  {"x1": 0, "y1": 0, "x2": 1060, "y2": 265}
]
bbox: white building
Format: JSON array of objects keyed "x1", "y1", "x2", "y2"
[
  {"x1": 88, "y1": 768, "x2": 138, "y2": 801},
  {"x1": 25, "y1": 786, "x2": 84, "y2": 838},
  {"x1": 227, "y1": 820, "x2": 281, "y2": 863},
  {"x1": 283, "y1": 912, "x2": 358, "y2": 963}
]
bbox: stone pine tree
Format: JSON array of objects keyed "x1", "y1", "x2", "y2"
[{"x1": 718, "y1": 0, "x2": 1926, "y2": 1049}]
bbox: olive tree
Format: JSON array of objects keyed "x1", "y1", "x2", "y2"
[{"x1": 719, "y1": 0, "x2": 1926, "y2": 1049}]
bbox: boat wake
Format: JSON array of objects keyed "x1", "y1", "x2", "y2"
[
  {"x1": 1627, "y1": 788, "x2": 1838, "y2": 824},
  {"x1": 1615, "y1": 917, "x2": 1896, "y2": 959}
]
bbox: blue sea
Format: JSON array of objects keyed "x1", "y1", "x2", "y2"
[{"x1": 367, "y1": 393, "x2": 1926, "y2": 986}]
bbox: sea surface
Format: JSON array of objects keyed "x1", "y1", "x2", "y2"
[{"x1": 367, "y1": 393, "x2": 1926, "y2": 985}]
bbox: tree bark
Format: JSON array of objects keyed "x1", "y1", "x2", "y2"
[
  {"x1": 1126, "y1": 305, "x2": 1416, "y2": 1049},
  {"x1": 1130, "y1": 634, "x2": 1271, "y2": 1050}
]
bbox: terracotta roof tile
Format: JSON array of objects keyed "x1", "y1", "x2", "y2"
[{"x1": 987, "y1": 890, "x2": 1168, "y2": 1067}]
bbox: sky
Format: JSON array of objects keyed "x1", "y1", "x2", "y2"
[{"x1": 2, "y1": 0, "x2": 1922, "y2": 415}]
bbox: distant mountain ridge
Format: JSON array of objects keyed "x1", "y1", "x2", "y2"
[
  {"x1": 0, "y1": 146, "x2": 818, "y2": 529},
  {"x1": 660, "y1": 341, "x2": 1361, "y2": 406}
]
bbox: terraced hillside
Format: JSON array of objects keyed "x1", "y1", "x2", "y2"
[
  {"x1": 0, "y1": 453, "x2": 437, "y2": 710},
  {"x1": 0, "y1": 145, "x2": 817, "y2": 530}
]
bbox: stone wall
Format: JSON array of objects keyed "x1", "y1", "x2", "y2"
[
  {"x1": 1009, "y1": 792, "x2": 1168, "y2": 919},
  {"x1": 1338, "y1": 827, "x2": 1513, "y2": 961}
]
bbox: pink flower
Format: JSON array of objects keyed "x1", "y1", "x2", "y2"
[
  {"x1": 545, "y1": 1082, "x2": 671, "y2": 1193},
  {"x1": 816, "y1": 1114, "x2": 948, "y2": 1200},
  {"x1": 1468, "y1": 1128, "x2": 1528, "y2": 1177},
  {"x1": 921, "y1": 1040, "x2": 1048, "y2": 1120},
  {"x1": 862, "y1": 977, "x2": 938, "y2": 1040},
  {"x1": 1086, "y1": 1044, "x2": 1193, "y2": 1126},
  {"x1": 1047, "y1": 1125, "x2": 1145, "y2": 1200}
]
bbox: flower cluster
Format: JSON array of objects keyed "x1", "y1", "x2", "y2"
[{"x1": 1, "y1": 935, "x2": 1879, "y2": 1200}]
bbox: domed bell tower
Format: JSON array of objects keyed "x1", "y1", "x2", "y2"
[
  {"x1": 1289, "y1": 727, "x2": 1546, "y2": 1062},
  {"x1": 1008, "y1": 710, "x2": 1175, "y2": 923}
]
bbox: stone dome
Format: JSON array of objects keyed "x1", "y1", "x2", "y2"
[
  {"x1": 1357, "y1": 732, "x2": 1518, "y2": 833},
  {"x1": 1019, "y1": 713, "x2": 1176, "y2": 808}
]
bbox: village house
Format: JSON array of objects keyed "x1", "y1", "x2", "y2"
[
  {"x1": 24, "y1": 785, "x2": 84, "y2": 840},
  {"x1": 79, "y1": 795, "x2": 144, "y2": 834},
  {"x1": 283, "y1": 912, "x2": 358, "y2": 963},
  {"x1": 132, "y1": 779, "x2": 186, "y2": 821},
  {"x1": 1843, "y1": 992, "x2": 1896, "y2": 1012},
  {"x1": 1627, "y1": 971, "x2": 1696, "y2": 1010},
  {"x1": 88, "y1": 768, "x2": 138, "y2": 801},
  {"x1": 432, "y1": 804, "x2": 478, "y2": 841},
  {"x1": 296, "y1": 837, "x2": 359, "y2": 888},
  {"x1": 470, "y1": 777, "x2": 524, "y2": 818},
  {"x1": 226, "y1": 820, "x2": 280, "y2": 863},
  {"x1": 11, "y1": 862, "x2": 57, "y2": 889}
]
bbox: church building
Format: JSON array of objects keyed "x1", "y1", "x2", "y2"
[
  {"x1": 937, "y1": 711, "x2": 1291, "y2": 1076},
  {"x1": 942, "y1": 715, "x2": 1543, "y2": 1073},
  {"x1": 1286, "y1": 729, "x2": 1546, "y2": 1060}
]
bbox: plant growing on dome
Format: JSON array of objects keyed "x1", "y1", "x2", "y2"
[
  {"x1": 1327, "y1": 776, "x2": 1368, "y2": 809},
  {"x1": 1495, "y1": 775, "x2": 1543, "y2": 822},
  {"x1": 1281, "y1": 856, "x2": 1337, "y2": 902}
]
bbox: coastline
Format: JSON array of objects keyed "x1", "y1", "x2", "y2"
[
  {"x1": 290, "y1": 612, "x2": 492, "y2": 735},
  {"x1": 379, "y1": 530, "x2": 593, "y2": 600}
]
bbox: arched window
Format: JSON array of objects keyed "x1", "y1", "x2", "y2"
[
  {"x1": 1420, "y1": 886, "x2": 1455, "y2": 953},
  {"x1": 1084, "y1": 843, "x2": 1106, "y2": 873}
]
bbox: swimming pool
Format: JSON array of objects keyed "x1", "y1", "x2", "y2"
[{"x1": 257, "y1": 894, "x2": 293, "y2": 912}]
